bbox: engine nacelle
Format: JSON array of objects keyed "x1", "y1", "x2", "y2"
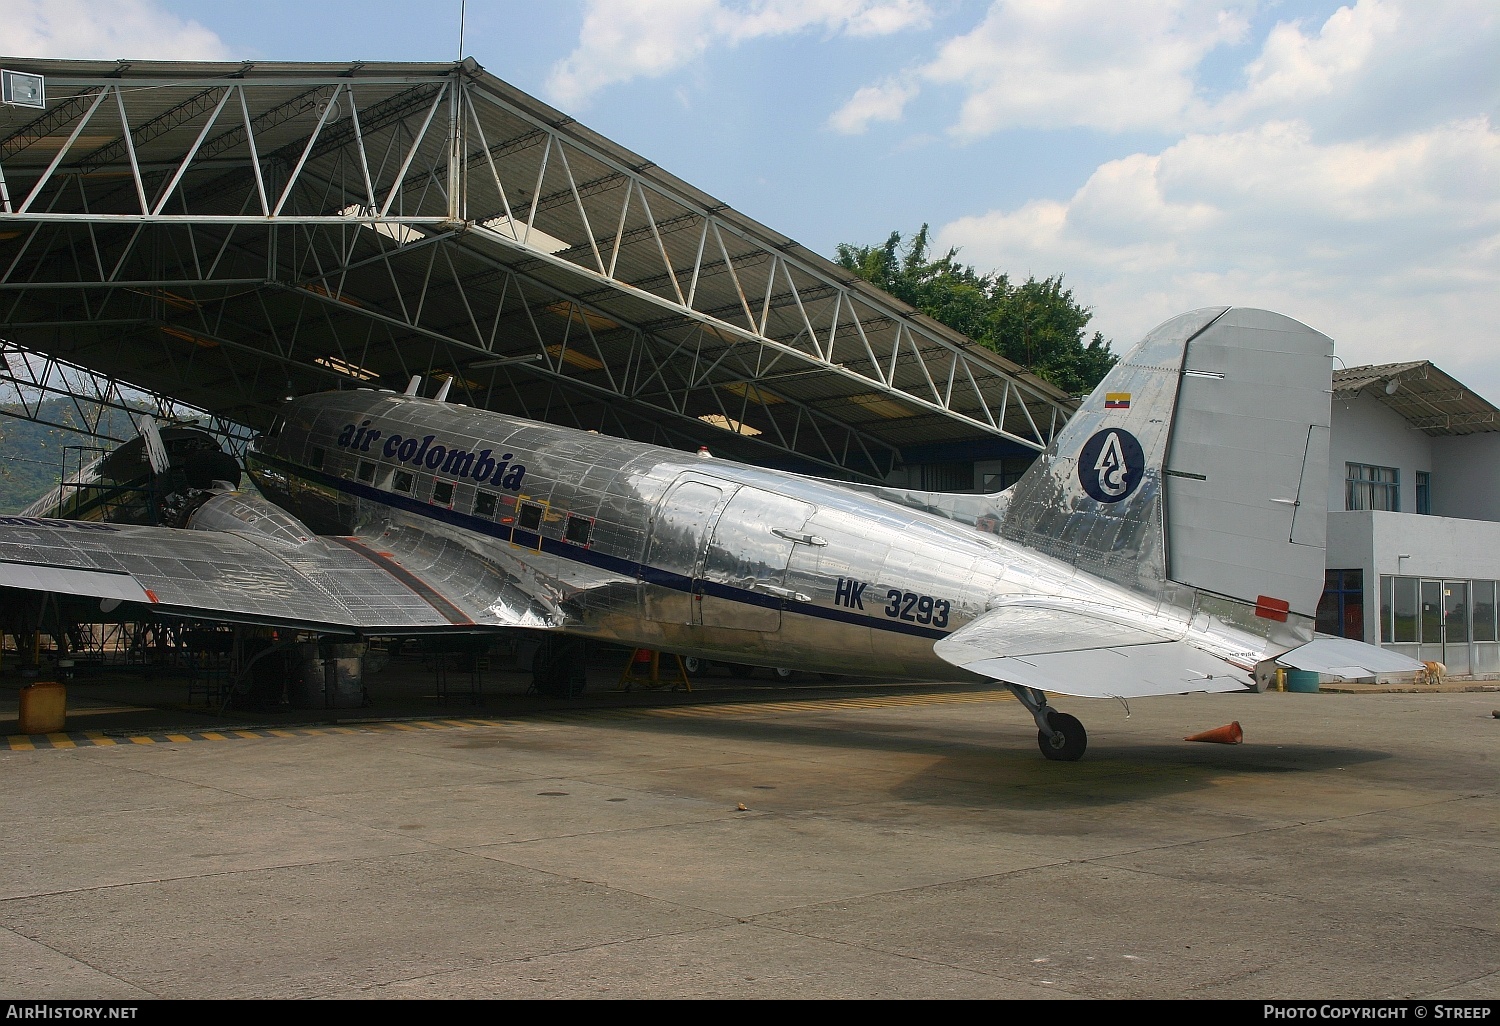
[{"x1": 185, "y1": 491, "x2": 316, "y2": 546}]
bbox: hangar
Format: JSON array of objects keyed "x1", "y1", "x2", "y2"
[{"x1": 0, "y1": 56, "x2": 1075, "y2": 491}]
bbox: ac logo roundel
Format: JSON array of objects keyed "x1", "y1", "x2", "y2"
[{"x1": 1077, "y1": 428, "x2": 1145, "y2": 503}]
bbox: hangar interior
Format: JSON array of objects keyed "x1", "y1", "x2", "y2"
[{"x1": 0, "y1": 56, "x2": 1074, "y2": 492}]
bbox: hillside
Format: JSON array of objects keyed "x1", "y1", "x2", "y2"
[{"x1": 0, "y1": 401, "x2": 141, "y2": 513}]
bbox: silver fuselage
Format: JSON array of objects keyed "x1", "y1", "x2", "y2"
[{"x1": 247, "y1": 390, "x2": 1267, "y2": 681}]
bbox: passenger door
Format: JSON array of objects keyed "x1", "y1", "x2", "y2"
[
  {"x1": 699, "y1": 487, "x2": 815, "y2": 632},
  {"x1": 641, "y1": 476, "x2": 731, "y2": 625}
]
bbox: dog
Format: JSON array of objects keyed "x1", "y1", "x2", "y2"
[{"x1": 1416, "y1": 660, "x2": 1447, "y2": 686}]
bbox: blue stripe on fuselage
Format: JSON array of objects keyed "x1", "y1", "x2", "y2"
[{"x1": 248, "y1": 451, "x2": 950, "y2": 641}]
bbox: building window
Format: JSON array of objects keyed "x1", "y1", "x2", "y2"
[
  {"x1": 1346, "y1": 463, "x2": 1399, "y2": 511},
  {"x1": 1415, "y1": 471, "x2": 1430, "y2": 514},
  {"x1": 920, "y1": 462, "x2": 972, "y2": 491},
  {"x1": 1383, "y1": 575, "x2": 1418, "y2": 642},
  {"x1": 1316, "y1": 569, "x2": 1364, "y2": 639},
  {"x1": 1473, "y1": 581, "x2": 1497, "y2": 643},
  {"x1": 982, "y1": 457, "x2": 1036, "y2": 492}
]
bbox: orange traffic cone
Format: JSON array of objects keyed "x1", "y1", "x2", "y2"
[{"x1": 1185, "y1": 721, "x2": 1243, "y2": 744}]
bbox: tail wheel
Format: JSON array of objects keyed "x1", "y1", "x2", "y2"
[{"x1": 1037, "y1": 710, "x2": 1087, "y2": 762}]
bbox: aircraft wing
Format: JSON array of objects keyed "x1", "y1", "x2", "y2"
[
  {"x1": 933, "y1": 600, "x2": 1254, "y2": 699},
  {"x1": 0, "y1": 515, "x2": 608, "y2": 633}
]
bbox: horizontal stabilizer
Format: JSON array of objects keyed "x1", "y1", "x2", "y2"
[{"x1": 1275, "y1": 637, "x2": 1424, "y2": 678}]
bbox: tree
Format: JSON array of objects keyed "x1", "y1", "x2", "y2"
[{"x1": 835, "y1": 225, "x2": 1116, "y2": 396}]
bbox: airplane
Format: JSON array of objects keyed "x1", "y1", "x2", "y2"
[{"x1": 0, "y1": 306, "x2": 1420, "y2": 759}]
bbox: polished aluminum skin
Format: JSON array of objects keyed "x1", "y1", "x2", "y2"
[{"x1": 0, "y1": 307, "x2": 1417, "y2": 702}]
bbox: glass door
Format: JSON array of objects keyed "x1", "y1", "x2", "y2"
[{"x1": 1442, "y1": 580, "x2": 1471, "y2": 674}]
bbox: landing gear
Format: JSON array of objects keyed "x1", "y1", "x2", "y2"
[
  {"x1": 1005, "y1": 683, "x2": 1087, "y2": 762},
  {"x1": 1037, "y1": 710, "x2": 1087, "y2": 762}
]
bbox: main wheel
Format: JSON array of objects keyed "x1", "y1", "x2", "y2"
[
  {"x1": 1037, "y1": 710, "x2": 1087, "y2": 762},
  {"x1": 682, "y1": 655, "x2": 706, "y2": 676},
  {"x1": 773, "y1": 667, "x2": 796, "y2": 681}
]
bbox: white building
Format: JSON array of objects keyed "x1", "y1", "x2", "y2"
[{"x1": 1324, "y1": 362, "x2": 1500, "y2": 674}]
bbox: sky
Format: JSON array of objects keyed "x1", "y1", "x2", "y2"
[{"x1": 5, "y1": 0, "x2": 1499, "y2": 399}]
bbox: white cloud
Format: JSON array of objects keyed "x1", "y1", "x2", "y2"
[
  {"x1": 935, "y1": 118, "x2": 1500, "y2": 392},
  {"x1": 4, "y1": 0, "x2": 232, "y2": 60},
  {"x1": 1209, "y1": 0, "x2": 1500, "y2": 136},
  {"x1": 547, "y1": 0, "x2": 931, "y2": 108},
  {"x1": 826, "y1": 75, "x2": 918, "y2": 134},
  {"x1": 931, "y1": 0, "x2": 1247, "y2": 136},
  {"x1": 832, "y1": 0, "x2": 1500, "y2": 139},
  {"x1": 831, "y1": 0, "x2": 1248, "y2": 137}
]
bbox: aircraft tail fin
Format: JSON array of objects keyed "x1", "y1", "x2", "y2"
[{"x1": 998, "y1": 307, "x2": 1334, "y2": 622}]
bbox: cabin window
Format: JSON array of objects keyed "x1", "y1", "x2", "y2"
[
  {"x1": 309, "y1": 447, "x2": 326, "y2": 470},
  {"x1": 393, "y1": 470, "x2": 414, "y2": 494},
  {"x1": 357, "y1": 461, "x2": 375, "y2": 483},
  {"x1": 432, "y1": 481, "x2": 455, "y2": 506},
  {"x1": 267, "y1": 418, "x2": 284, "y2": 439},
  {"x1": 564, "y1": 513, "x2": 594, "y2": 547},
  {"x1": 474, "y1": 490, "x2": 498, "y2": 517},
  {"x1": 517, "y1": 501, "x2": 544, "y2": 532}
]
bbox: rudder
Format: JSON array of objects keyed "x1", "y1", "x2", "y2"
[{"x1": 999, "y1": 306, "x2": 1333, "y2": 620}]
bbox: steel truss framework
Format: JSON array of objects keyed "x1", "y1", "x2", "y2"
[
  {"x1": 0, "y1": 339, "x2": 253, "y2": 454},
  {"x1": 0, "y1": 57, "x2": 1074, "y2": 482}
]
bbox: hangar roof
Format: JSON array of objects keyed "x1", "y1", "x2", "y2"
[
  {"x1": 1334, "y1": 361, "x2": 1500, "y2": 437},
  {"x1": 0, "y1": 57, "x2": 1075, "y2": 481}
]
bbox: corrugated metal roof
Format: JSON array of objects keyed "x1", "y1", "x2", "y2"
[{"x1": 1334, "y1": 361, "x2": 1499, "y2": 436}]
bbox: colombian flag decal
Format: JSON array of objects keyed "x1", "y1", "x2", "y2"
[{"x1": 1104, "y1": 393, "x2": 1131, "y2": 409}]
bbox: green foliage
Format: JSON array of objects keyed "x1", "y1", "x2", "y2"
[
  {"x1": 0, "y1": 401, "x2": 139, "y2": 513},
  {"x1": 836, "y1": 225, "x2": 1117, "y2": 396}
]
